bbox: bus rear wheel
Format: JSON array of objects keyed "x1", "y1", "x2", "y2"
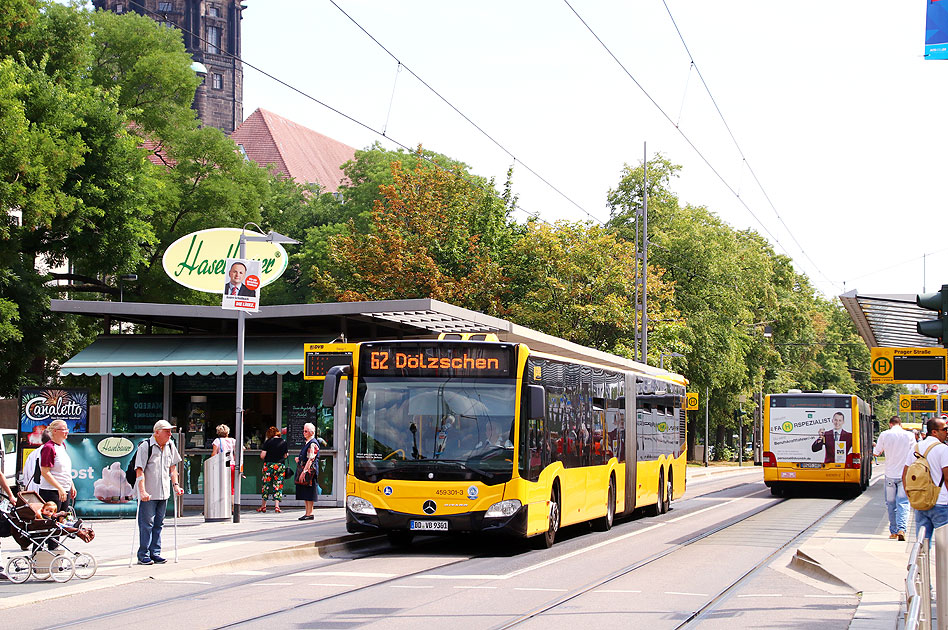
[
  {"x1": 659, "y1": 472, "x2": 671, "y2": 515},
  {"x1": 535, "y1": 488, "x2": 560, "y2": 549},
  {"x1": 648, "y1": 471, "x2": 665, "y2": 517},
  {"x1": 593, "y1": 477, "x2": 616, "y2": 531}
]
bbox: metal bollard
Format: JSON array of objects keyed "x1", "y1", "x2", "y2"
[
  {"x1": 935, "y1": 525, "x2": 948, "y2": 630},
  {"x1": 907, "y1": 526, "x2": 933, "y2": 630}
]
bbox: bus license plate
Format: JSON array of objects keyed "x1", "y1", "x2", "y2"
[
  {"x1": 799, "y1": 463, "x2": 822, "y2": 469},
  {"x1": 410, "y1": 520, "x2": 448, "y2": 531}
]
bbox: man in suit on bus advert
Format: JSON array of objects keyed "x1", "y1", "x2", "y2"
[{"x1": 811, "y1": 412, "x2": 852, "y2": 463}]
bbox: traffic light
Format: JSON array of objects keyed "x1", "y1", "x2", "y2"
[{"x1": 917, "y1": 284, "x2": 948, "y2": 346}]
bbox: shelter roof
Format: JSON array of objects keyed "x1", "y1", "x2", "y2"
[
  {"x1": 51, "y1": 298, "x2": 683, "y2": 382},
  {"x1": 839, "y1": 290, "x2": 940, "y2": 348}
]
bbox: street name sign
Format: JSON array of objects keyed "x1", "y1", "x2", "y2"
[{"x1": 870, "y1": 347, "x2": 948, "y2": 384}]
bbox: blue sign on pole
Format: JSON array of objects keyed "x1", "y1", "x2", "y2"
[{"x1": 927, "y1": 0, "x2": 948, "y2": 59}]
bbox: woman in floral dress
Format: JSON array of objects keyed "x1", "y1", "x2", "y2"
[{"x1": 258, "y1": 426, "x2": 288, "y2": 513}]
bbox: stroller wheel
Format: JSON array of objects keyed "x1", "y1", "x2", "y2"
[
  {"x1": 5, "y1": 557, "x2": 32, "y2": 583},
  {"x1": 73, "y1": 553, "x2": 97, "y2": 579},
  {"x1": 48, "y1": 555, "x2": 75, "y2": 583}
]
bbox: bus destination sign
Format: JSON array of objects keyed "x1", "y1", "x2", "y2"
[{"x1": 361, "y1": 343, "x2": 514, "y2": 377}]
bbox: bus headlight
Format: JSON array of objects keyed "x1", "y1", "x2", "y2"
[
  {"x1": 484, "y1": 499, "x2": 522, "y2": 518},
  {"x1": 347, "y1": 495, "x2": 377, "y2": 515}
]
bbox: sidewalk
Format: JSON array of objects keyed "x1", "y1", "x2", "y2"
[
  {"x1": 686, "y1": 462, "x2": 764, "y2": 480},
  {"x1": 788, "y1": 474, "x2": 909, "y2": 630},
  {"x1": 0, "y1": 505, "x2": 357, "y2": 610},
  {"x1": 0, "y1": 470, "x2": 913, "y2": 630}
]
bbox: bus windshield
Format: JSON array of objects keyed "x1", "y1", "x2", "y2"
[{"x1": 352, "y1": 377, "x2": 517, "y2": 484}]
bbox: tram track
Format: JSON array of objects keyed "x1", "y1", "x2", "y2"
[
  {"x1": 39, "y1": 476, "x2": 814, "y2": 630},
  {"x1": 213, "y1": 483, "x2": 794, "y2": 629},
  {"x1": 494, "y1": 494, "x2": 848, "y2": 630}
]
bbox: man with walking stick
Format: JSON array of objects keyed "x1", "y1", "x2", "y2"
[{"x1": 133, "y1": 420, "x2": 183, "y2": 566}]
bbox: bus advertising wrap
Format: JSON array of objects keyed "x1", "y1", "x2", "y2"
[{"x1": 768, "y1": 407, "x2": 853, "y2": 464}]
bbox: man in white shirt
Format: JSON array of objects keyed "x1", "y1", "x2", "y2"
[
  {"x1": 134, "y1": 420, "x2": 183, "y2": 566},
  {"x1": 903, "y1": 417, "x2": 948, "y2": 541},
  {"x1": 874, "y1": 416, "x2": 915, "y2": 540}
]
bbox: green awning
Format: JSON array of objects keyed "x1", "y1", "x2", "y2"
[{"x1": 60, "y1": 336, "x2": 320, "y2": 377}]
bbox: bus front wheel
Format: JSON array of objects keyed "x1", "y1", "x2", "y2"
[{"x1": 535, "y1": 489, "x2": 560, "y2": 549}]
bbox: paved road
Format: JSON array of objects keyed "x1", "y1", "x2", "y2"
[{"x1": 2, "y1": 466, "x2": 905, "y2": 630}]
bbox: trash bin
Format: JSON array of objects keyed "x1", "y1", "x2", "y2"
[{"x1": 203, "y1": 453, "x2": 231, "y2": 522}]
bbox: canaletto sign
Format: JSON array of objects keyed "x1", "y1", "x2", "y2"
[{"x1": 161, "y1": 227, "x2": 289, "y2": 293}]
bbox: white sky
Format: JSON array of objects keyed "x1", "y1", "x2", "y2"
[{"x1": 93, "y1": 1, "x2": 948, "y2": 299}]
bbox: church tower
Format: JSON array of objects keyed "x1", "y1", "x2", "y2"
[{"x1": 93, "y1": 0, "x2": 244, "y2": 134}]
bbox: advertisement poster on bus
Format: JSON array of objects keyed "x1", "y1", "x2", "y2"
[
  {"x1": 221, "y1": 257, "x2": 261, "y2": 312},
  {"x1": 769, "y1": 407, "x2": 853, "y2": 464}
]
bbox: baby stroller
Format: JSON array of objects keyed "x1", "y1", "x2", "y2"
[{"x1": 0, "y1": 491, "x2": 97, "y2": 583}]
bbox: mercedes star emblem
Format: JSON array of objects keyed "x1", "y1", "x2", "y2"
[{"x1": 423, "y1": 500, "x2": 437, "y2": 515}]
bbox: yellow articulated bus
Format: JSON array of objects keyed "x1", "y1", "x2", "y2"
[
  {"x1": 321, "y1": 338, "x2": 687, "y2": 547},
  {"x1": 763, "y1": 389, "x2": 873, "y2": 497}
]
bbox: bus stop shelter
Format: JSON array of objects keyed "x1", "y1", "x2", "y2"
[{"x1": 839, "y1": 290, "x2": 941, "y2": 349}]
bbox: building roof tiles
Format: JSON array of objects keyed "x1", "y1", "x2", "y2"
[{"x1": 230, "y1": 108, "x2": 356, "y2": 193}]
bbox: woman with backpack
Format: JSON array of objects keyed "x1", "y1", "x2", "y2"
[{"x1": 19, "y1": 429, "x2": 50, "y2": 493}]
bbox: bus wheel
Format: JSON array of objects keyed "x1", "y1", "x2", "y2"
[
  {"x1": 593, "y1": 476, "x2": 616, "y2": 531},
  {"x1": 659, "y1": 472, "x2": 670, "y2": 515},
  {"x1": 386, "y1": 530, "x2": 413, "y2": 547},
  {"x1": 648, "y1": 471, "x2": 665, "y2": 517},
  {"x1": 536, "y1": 488, "x2": 560, "y2": 549},
  {"x1": 770, "y1": 483, "x2": 784, "y2": 497}
]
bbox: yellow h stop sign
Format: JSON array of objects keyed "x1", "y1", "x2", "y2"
[{"x1": 686, "y1": 392, "x2": 699, "y2": 411}]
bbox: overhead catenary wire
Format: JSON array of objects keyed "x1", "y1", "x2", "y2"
[
  {"x1": 658, "y1": 0, "x2": 841, "y2": 293},
  {"x1": 561, "y1": 0, "x2": 843, "y2": 293},
  {"x1": 327, "y1": 0, "x2": 605, "y2": 225},
  {"x1": 123, "y1": 1, "x2": 811, "y2": 299},
  {"x1": 122, "y1": 0, "x2": 549, "y2": 225}
]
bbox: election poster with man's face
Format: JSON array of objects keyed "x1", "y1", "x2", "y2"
[{"x1": 222, "y1": 258, "x2": 261, "y2": 312}]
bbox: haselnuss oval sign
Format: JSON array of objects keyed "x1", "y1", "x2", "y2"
[{"x1": 162, "y1": 228, "x2": 289, "y2": 293}]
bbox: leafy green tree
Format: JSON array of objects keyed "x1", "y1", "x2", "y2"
[
  {"x1": 314, "y1": 156, "x2": 519, "y2": 314},
  {"x1": 506, "y1": 220, "x2": 681, "y2": 353}
]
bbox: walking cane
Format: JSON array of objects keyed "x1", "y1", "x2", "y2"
[
  {"x1": 129, "y1": 496, "x2": 140, "y2": 568},
  {"x1": 173, "y1": 490, "x2": 178, "y2": 563}
]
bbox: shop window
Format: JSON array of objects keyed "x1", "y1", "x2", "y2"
[
  {"x1": 172, "y1": 374, "x2": 276, "y2": 451},
  {"x1": 282, "y1": 373, "x2": 333, "y2": 452},
  {"x1": 112, "y1": 375, "x2": 164, "y2": 433},
  {"x1": 207, "y1": 26, "x2": 221, "y2": 54},
  {"x1": 212, "y1": 73, "x2": 223, "y2": 90}
]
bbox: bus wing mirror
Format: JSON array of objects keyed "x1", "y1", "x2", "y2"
[
  {"x1": 528, "y1": 385, "x2": 546, "y2": 420},
  {"x1": 322, "y1": 365, "x2": 350, "y2": 408}
]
